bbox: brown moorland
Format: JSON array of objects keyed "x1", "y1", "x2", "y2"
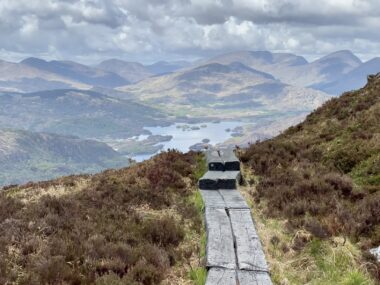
[
  {"x1": 0, "y1": 150, "x2": 204, "y2": 285},
  {"x1": 240, "y1": 74, "x2": 380, "y2": 281}
]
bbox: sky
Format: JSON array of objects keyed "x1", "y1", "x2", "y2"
[{"x1": 0, "y1": 0, "x2": 379, "y2": 64}]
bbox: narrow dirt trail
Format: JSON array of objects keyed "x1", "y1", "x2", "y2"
[{"x1": 199, "y1": 149, "x2": 272, "y2": 285}]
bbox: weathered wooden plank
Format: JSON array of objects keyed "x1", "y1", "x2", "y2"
[
  {"x1": 205, "y1": 208, "x2": 236, "y2": 269},
  {"x1": 199, "y1": 171, "x2": 241, "y2": 190},
  {"x1": 229, "y1": 209, "x2": 259, "y2": 238},
  {"x1": 229, "y1": 209, "x2": 268, "y2": 271},
  {"x1": 237, "y1": 270, "x2": 273, "y2": 285},
  {"x1": 205, "y1": 268, "x2": 236, "y2": 285},
  {"x1": 220, "y1": 149, "x2": 240, "y2": 171},
  {"x1": 200, "y1": 190, "x2": 226, "y2": 208},
  {"x1": 207, "y1": 150, "x2": 225, "y2": 171},
  {"x1": 219, "y1": 189, "x2": 249, "y2": 209}
]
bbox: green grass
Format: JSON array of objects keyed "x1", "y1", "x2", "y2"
[
  {"x1": 240, "y1": 165, "x2": 376, "y2": 285},
  {"x1": 189, "y1": 267, "x2": 207, "y2": 285},
  {"x1": 266, "y1": 224, "x2": 374, "y2": 285},
  {"x1": 190, "y1": 191, "x2": 206, "y2": 257},
  {"x1": 189, "y1": 154, "x2": 207, "y2": 285},
  {"x1": 342, "y1": 271, "x2": 373, "y2": 285},
  {"x1": 193, "y1": 153, "x2": 207, "y2": 181},
  {"x1": 187, "y1": 190, "x2": 207, "y2": 285},
  {"x1": 307, "y1": 239, "x2": 373, "y2": 285},
  {"x1": 351, "y1": 153, "x2": 380, "y2": 190},
  {"x1": 192, "y1": 190, "x2": 205, "y2": 213}
]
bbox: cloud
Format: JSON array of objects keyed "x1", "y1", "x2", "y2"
[{"x1": 0, "y1": 0, "x2": 379, "y2": 63}]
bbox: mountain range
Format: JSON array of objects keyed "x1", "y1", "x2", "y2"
[
  {"x1": 0, "y1": 58, "x2": 191, "y2": 92},
  {"x1": 0, "y1": 50, "x2": 378, "y2": 95},
  {"x1": 117, "y1": 61, "x2": 329, "y2": 118},
  {"x1": 203, "y1": 50, "x2": 372, "y2": 93}
]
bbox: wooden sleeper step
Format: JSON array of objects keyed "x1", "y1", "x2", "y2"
[
  {"x1": 206, "y1": 149, "x2": 240, "y2": 171},
  {"x1": 200, "y1": 189, "x2": 249, "y2": 209},
  {"x1": 199, "y1": 171, "x2": 241, "y2": 190}
]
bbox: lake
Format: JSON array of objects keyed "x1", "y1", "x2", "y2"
[{"x1": 131, "y1": 121, "x2": 251, "y2": 162}]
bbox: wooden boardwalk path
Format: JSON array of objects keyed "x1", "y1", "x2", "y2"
[{"x1": 199, "y1": 149, "x2": 272, "y2": 285}]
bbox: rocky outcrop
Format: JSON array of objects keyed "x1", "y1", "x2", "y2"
[{"x1": 370, "y1": 246, "x2": 380, "y2": 262}]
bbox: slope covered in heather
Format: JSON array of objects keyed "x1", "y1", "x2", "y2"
[
  {"x1": 0, "y1": 151, "x2": 205, "y2": 285},
  {"x1": 240, "y1": 74, "x2": 380, "y2": 282}
]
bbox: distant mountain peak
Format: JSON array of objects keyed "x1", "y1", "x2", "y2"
[
  {"x1": 97, "y1": 59, "x2": 152, "y2": 83},
  {"x1": 99, "y1": 58, "x2": 143, "y2": 66},
  {"x1": 193, "y1": 62, "x2": 261, "y2": 73},
  {"x1": 315, "y1": 50, "x2": 362, "y2": 65},
  {"x1": 21, "y1": 57, "x2": 47, "y2": 65},
  {"x1": 364, "y1": 57, "x2": 380, "y2": 64},
  {"x1": 175, "y1": 62, "x2": 275, "y2": 82},
  {"x1": 145, "y1": 60, "x2": 191, "y2": 75}
]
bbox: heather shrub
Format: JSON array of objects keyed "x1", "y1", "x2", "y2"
[
  {"x1": 95, "y1": 273, "x2": 134, "y2": 285},
  {"x1": 142, "y1": 216, "x2": 185, "y2": 248},
  {"x1": 0, "y1": 151, "x2": 202, "y2": 284},
  {"x1": 0, "y1": 194, "x2": 23, "y2": 220},
  {"x1": 128, "y1": 259, "x2": 163, "y2": 285}
]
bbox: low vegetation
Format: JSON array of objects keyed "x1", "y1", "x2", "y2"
[
  {"x1": 0, "y1": 150, "x2": 204, "y2": 285},
  {"x1": 240, "y1": 74, "x2": 380, "y2": 283},
  {"x1": 0, "y1": 129, "x2": 131, "y2": 186},
  {"x1": 188, "y1": 155, "x2": 207, "y2": 285}
]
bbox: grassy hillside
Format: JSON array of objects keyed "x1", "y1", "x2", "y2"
[
  {"x1": 240, "y1": 73, "x2": 380, "y2": 283},
  {"x1": 0, "y1": 129, "x2": 131, "y2": 186},
  {"x1": 0, "y1": 89, "x2": 166, "y2": 139},
  {"x1": 0, "y1": 151, "x2": 205, "y2": 285}
]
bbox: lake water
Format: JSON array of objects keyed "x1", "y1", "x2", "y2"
[{"x1": 131, "y1": 121, "x2": 250, "y2": 162}]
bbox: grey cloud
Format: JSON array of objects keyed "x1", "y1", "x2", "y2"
[
  {"x1": 181, "y1": 0, "x2": 367, "y2": 26},
  {"x1": 0, "y1": 0, "x2": 379, "y2": 63}
]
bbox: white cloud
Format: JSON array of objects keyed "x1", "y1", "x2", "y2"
[
  {"x1": 0, "y1": 0, "x2": 379, "y2": 63},
  {"x1": 20, "y1": 15, "x2": 39, "y2": 36}
]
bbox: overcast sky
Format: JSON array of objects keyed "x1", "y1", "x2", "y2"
[{"x1": 0, "y1": 0, "x2": 379, "y2": 64}]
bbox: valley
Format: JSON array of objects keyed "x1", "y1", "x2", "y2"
[{"x1": 0, "y1": 50, "x2": 379, "y2": 186}]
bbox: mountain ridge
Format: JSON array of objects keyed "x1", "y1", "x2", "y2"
[
  {"x1": 117, "y1": 60, "x2": 330, "y2": 118},
  {"x1": 0, "y1": 89, "x2": 166, "y2": 139},
  {"x1": 315, "y1": 57, "x2": 380, "y2": 94},
  {"x1": 22, "y1": 57, "x2": 129, "y2": 88},
  {"x1": 96, "y1": 59, "x2": 153, "y2": 83},
  {"x1": 0, "y1": 50, "x2": 378, "y2": 95}
]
